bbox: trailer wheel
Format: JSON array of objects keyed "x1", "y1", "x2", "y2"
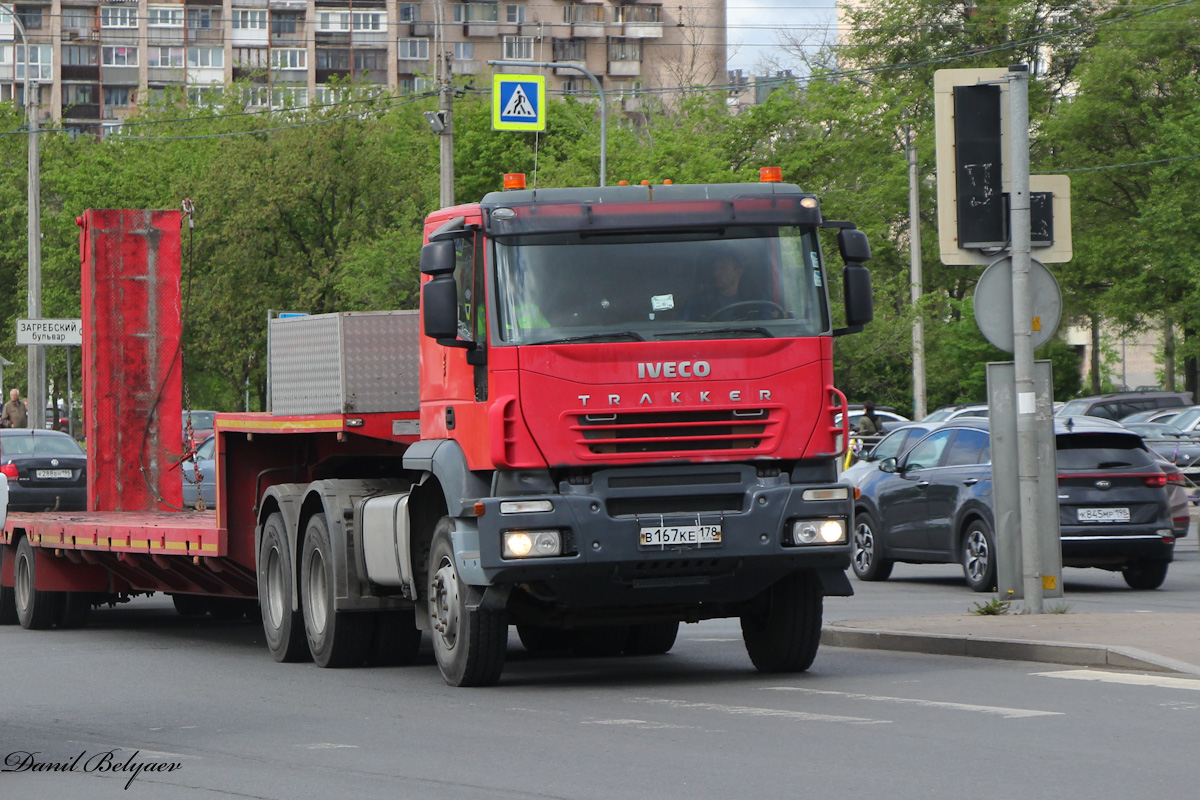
[
  {"x1": 171, "y1": 594, "x2": 210, "y2": 618},
  {"x1": 301, "y1": 513, "x2": 372, "y2": 668},
  {"x1": 369, "y1": 610, "x2": 423, "y2": 666},
  {"x1": 740, "y1": 571, "x2": 823, "y2": 673},
  {"x1": 57, "y1": 593, "x2": 93, "y2": 629},
  {"x1": 624, "y1": 622, "x2": 680, "y2": 656},
  {"x1": 258, "y1": 512, "x2": 309, "y2": 662},
  {"x1": 14, "y1": 537, "x2": 62, "y2": 630},
  {"x1": 427, "y1": 519, "x2": 507, "y2": 686}
]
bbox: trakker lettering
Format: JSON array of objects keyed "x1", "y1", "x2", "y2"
[
  {"x1": 637, "y1": 361, "x2": 711, "y2": 379},
  {"x1": 577, "y1": 389, "x2": 772, "y2": 406}
]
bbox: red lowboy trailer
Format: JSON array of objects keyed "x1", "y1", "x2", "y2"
[{"x1": 2, "y1": 171, "x2": 875, "y2": 686}]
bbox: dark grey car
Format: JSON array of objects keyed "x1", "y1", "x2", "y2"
[
  {"x1": 852, "y1": 419, "x2": 1175, "y2": 591},
  {"x1": 0, "y1": 430, "x2": 88, "y2": 512}
]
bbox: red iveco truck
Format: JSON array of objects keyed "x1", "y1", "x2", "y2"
[{"x1": 1, "y1": 170, "x2": 874, "y2": 686}]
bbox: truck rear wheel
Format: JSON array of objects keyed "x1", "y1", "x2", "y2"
[
  {"x1": 57, "y1": 592, "x2": 93, "y2": 629},
  {"x1": 14, "y1": 537, "x2": 62, "y2": 630},
  {"x1": 301, "y1": 513, "x2": 372, "y2": 667},
  {"x1": 259, "y1": 512, "x2": 310, "y2": 662},
  {"x1": 740, "y1": 571, "x2": 823, "y2": 673},
  {"x1": 0, "y1": 546, "x2": 17, "y2": 625},
  {"x1": 370, "y1": 610, "x2": 423, "y2": 666},
  {"x1": 427, "y1": 519, "x2": 507, "y2": 686}
]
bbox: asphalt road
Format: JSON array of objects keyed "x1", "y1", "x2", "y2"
[{"x1": 3, "y1": 540, "x2": 1200, "y2": 800}]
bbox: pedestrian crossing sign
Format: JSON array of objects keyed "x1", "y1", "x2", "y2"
[{"x1": 493, "y1": 74, "x2": 546, "y2": 131}]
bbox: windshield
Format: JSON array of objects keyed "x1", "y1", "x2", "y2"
[{"x1": 492, "y1": 227, "x2": 829, "y2": 344}]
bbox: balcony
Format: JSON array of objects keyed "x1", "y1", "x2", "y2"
[
  {"x1": 619, "y1": 22, "x2": 663, "y2": 39},
  {"x1": 60, "y1": 27, "x2": 94, "y2": 43},
  {"x1": 452, "y1": 58, "x2": 480, "y2": 75},
  {"x1": 61, "y1": 65, "x2": 101, "y2": 81},
  {"x1": 553, "y1": 60, "x2": 586, "y2": 77},
  {"x1": 62, "y1": 103, "x2": 101, "y2": 121},
  {"x1": 186, "y1": 29, "x2": 225, "y2": 46},
  {"x1": 149, "y1": 29, "x2": 187, "y2": 47},
  {"x1": 607, "y1": 60, "x2": 641, "y2": 77},
  {"x1": 411, "y1": 21, "x2": 434, "y2": 37},
  {"x1": 614, "y1": 5, "x2": 663, "y2": 38},
  {"x1": 101, "y1": 65, "x2": 140, "y2": 83},
  {"x1": 148, "y1": 67, "x2": 186, "y2": 84}
]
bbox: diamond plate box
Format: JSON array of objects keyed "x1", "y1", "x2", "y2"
[{"x1": 268, "y1": 311, "x2": 421, "y2": 415}]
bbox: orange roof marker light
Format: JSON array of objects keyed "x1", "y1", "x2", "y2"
[
  {"x1": 760, "y1": 166, "x2": 783, "y2": 183},
  {"x1": 618, "y1": 180, "x2": 629, "y2": 186},
  {"x1": 663, "y1": 179, "x2": 673, "y2": 185},
  {"x1": 640, "y1": 180, "x2": 651, "y2": 186},
  {"x1": 503, "y1": 173, "x2": 527, "y2": 191}
]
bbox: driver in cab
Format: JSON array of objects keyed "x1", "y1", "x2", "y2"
[{"x1": 694, "y1": 255, "x2": 779, "y2": 321}]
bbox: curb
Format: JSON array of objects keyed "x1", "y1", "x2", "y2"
[{"x1": 821, "y1": 625, "x2": 1200, "y2": 676}]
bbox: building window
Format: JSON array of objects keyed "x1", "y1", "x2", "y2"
[
  {"x1": 233, "y1": 10, "x2": 268, "y2": 30},
  {"x1": 62, "y1": 8, "x2": 94, "y2": 30},
  {"x1": 399, "y1": 76, "x2": 433, "y2": 94},
  {"x1": 100, "y1": 6, "x2": 137, "y2": 29},
  {"x1": 101, "y1": 46, "x2": 137, "y2": 67},
  {"x1": 234, "y1": 48, "x2": 268, "y2": 68},
  {"x1": 186, "y1": 9, "x2": 214, "y2": 30},
  {"x1": 104, "y1": 86, "x2": 133, "y2": 106},
  {"x1": 317, "y1": 11, "x2": 350, "y2": 31},
  {"x1": 242, "y1": 85, "x2": 270, "y2": 107},
  {"x1": 315, "y1": 49, "x2": 350, "y2": 70},
  {"x1": 188, "y1": 47, "x2": 223, "y2": 68},
  {"x1": 455, "y1": 3, "x2": 498, "y2": 23},
  {"x1": 353, "y1": 12, "x2": 382, "y2": 31},
  {"x1": 397, "y1": 38, "x2": 429, "y2": 60},
  {"x1": 272, "y1": 87, "x2": 308, "y2": 108},
  {"x1": 61, "y1": 45, "x2": 100, "y2": 66},
  {"x1": 552, "y1": 38, "x2": 585, "y2": 62},
  {"x1": 453, "y1": 42, "x2": 473, "y2": 60},
  {"x1": 399, "y1": 4, "x2": 420, "y2": 23},
  {"x1": 506, "y1": 4, "x2": 525, "y2": 24},
  {"x1": 63, "y1": 84, "x2": 96, "y2": 105},
  {"x1": 271, "y1": 48, "x2": 306, "y2": 70},
  {"x1": 17, "y1": 6, "x2": 43, "y2": 29},
  {"x1": 614, "y1": 5, "x2": 661, "y2": 24},
  {"x1": 186, "y1": 86, "x2": 220, "y2": 107},
  {"x1": 148, "y1": 6, "x2": 184, "y2": 27},
  {"x1": 563, "y1": 4, "x2": 602, "y2": 24},
  {"x1": 503, "y1": 35, "x2": 534, "y2": 61},
  {"x1": 354, "y1": 50, "x2": 382, "y2": 70},
  {"x1": 15, "y1": 45, "x2": 53, "y2": 79},
  {"x1": 272, "y1": 12, "x2": 302, "y2": 35},
  {"x1": 148, "y1": 46, "x2": 184, "y2": 68},
  {"x1": 608, "y1": 38, "x2": 642, "y2": 62},
  {"x1": 561, "y1": 78, "x2": 585, "y2": 95}
]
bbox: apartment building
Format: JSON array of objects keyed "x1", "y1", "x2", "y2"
[{"x1": 1, "y1": 1, "x2": 726, "y2": 131}]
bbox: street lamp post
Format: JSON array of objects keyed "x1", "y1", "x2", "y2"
[{"x1": 2, "y1": 2, "x2": 43, "y2": 429}]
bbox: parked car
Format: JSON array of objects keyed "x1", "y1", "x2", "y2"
[
  {"x1": 1123, "y1": 422, "x2": 1200, "y2": 482},
  {"x1": 181, "y1": 434, "x2": 215, "y2": 509},
  {"x1": 1156, "y1": 461, "x2": 1193, "y2": 538},
  {"x1": 921, "y1": 403, "x2": 989, "y2": 422},
  {"x1": 841, "y1": 422, "x2": 942, "y2": 487},
  {"x1": 1055, "y1": 390, "x2": 1191, "y2": 422},
  {"x1": 183, "y1": 410, "x2": 217, "y2": 446},
  {"x1": 0, "y1": 429, "x2": 88, "y2": 512},
  {"x1": 851, "y1": 418, "x2": 1176, "y2": 592},
  {"x1": 1154, "y1": 405, "x2": 1200, "y2": 437},
  {"x1": 1120, "y1": 408, "x2": 1184, "y2": 424}
]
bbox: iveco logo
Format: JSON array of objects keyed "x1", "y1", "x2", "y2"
[
  {"x1": 1095, "y1": 480, "x2": 1111, "y2": 490},
  {"x1": 637, "y1": 361, "x2": 711, "y2": 379}
]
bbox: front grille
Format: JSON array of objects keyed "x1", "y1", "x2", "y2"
[{"x1": 572, "y1": 408, "x2": 779, "y2": 456}]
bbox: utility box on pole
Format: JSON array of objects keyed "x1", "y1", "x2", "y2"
[{"x1": 934, "y1": 69, "x2": 1073, "y2": 266}]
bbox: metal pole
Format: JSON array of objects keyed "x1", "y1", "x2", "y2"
[
  {"x1": 1007, "y1": 64, "x2": 1043, "y2": 613},
  {"x1": 66, "y1": 345, "x2": 73, "y2": 438},
  {"x1": 907, "y1": 128, "x2": 926, "y2": 420},
  {"x1": 439, "y1": 51, "x2": 454, "y2": 208},
  {"x1": 487, "y1": 59, "x2": 606, "y2": 187}
]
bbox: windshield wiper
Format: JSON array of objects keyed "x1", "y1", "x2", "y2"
[
  {"x1": 662, "y1": 327, "x2": 775, "y2": 339},
  {"x1": 534, "y1": 331, "x2": 646, "y2": 345}
]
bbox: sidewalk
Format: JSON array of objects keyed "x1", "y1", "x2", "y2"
[{"x1": 822, "y1": 613, "x2": 1200, "y2": 676}]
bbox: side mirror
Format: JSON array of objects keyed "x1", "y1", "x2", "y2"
[
  {"x1": 878, "y1": 457, "x2": 898, "y2": 474},
  {"x1": 420, "y1": 240, "x2": 456, "y2": 275},
  {"x1": 422, "y1": 275, "x2": 459, "y2": 340},
  {"x1": 837, "y1": 228, "x2": 872, "y2": 263},
  {"x1": 843, "y1": 263, "x2": 874, "y2": 327}
]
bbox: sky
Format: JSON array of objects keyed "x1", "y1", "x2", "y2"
[{"x1": 726, "y1": 1, "x2": 839, "y2": 73}]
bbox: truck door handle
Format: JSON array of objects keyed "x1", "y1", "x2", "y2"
[{"x1": 962, "y1": 478, "x2": 978, "y2": 486}]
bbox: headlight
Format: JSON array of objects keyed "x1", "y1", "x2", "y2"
[
  {"x1": 802, "y1": 487, "x2": 849, "y2": 502},
  {"x1": 503, "y1": 529, "x2": 563, "y2": 558},
  {"x1": 790, "y1": 518, "x2": 846, "y2": 546}
]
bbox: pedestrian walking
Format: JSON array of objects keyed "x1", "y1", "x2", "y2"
[{"x1": 1, "y1": 388, "x2": 28, "y2": 429}]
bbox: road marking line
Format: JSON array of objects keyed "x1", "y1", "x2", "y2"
[
  {"x1": 299, "y1": 743, "x2": 360, "y2": 749},
  {"x1": 583, "y1": 719, "x2": 700, "y2": 730},
  {"x1": 1034, "y1": 669, "x2": 1200, "y2": 691},
  {"x1": 762, "y1": 686, "x2": 1061, "y2": 718},
  {"x1": 631, "y1": 697, "x2": 889, "y2": 724},
  {"x1": 691, "y1": 637, "x2": 740, "y2": 642}
]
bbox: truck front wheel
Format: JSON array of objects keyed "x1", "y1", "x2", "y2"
[
  {"x1": 14, "y1": 537, "x2": 62, "y2": 630},
  {"x1": 740, "y1": 571, "x2": 823, "y2": 673},
  {"x1": 427, "y1": 519, "x2": 507, "y2": 686},
  {"x1": 259, "y1": 512, "x2": 310, "y2": 662},
  {"x1": 301, "y1": 513, "x2": 372, "y2": 667}
]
